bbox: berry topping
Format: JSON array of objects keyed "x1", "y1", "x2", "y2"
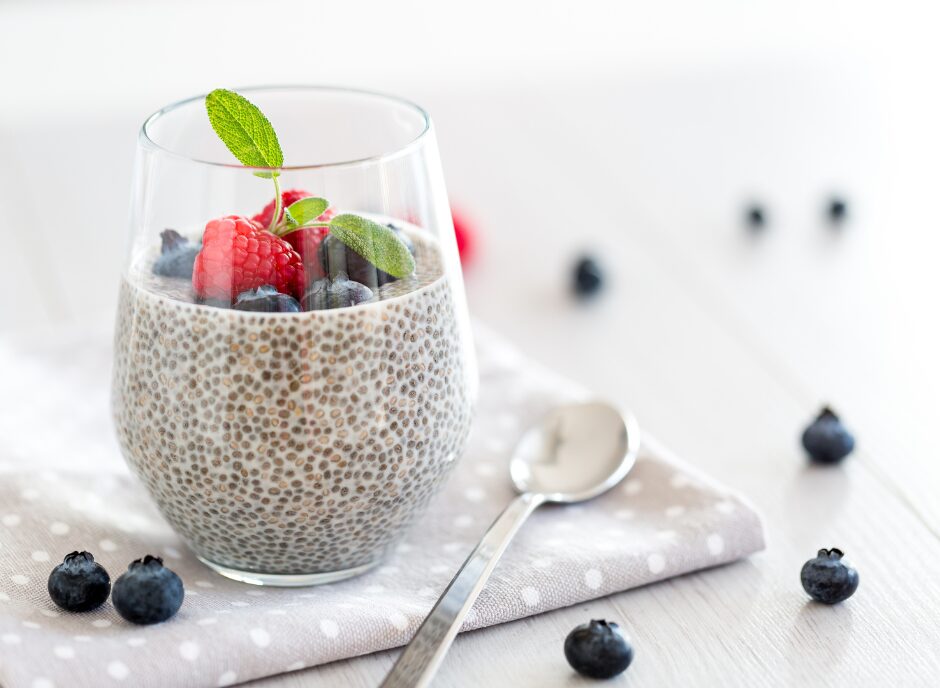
[
  {"x1": 573, "y1": 256, "x2": 603, "y2": 298},
  {"x1": 192, "y1": 216, "x2": 304, "y2": 303},
  {"x1": 801, "y1": 548, "x2": 859, "y2": 604},
  {"x1": 302, "y1": 274, "x2": 374, "y2": 310},
  {"x1": 234, "y1": 285, "x2": 301, "y2": 312},
  {"x1": 251, "y1": 188, "x2": 314, "y2": 228},
  {"x1": 47, "y1": 551, "x2": 111, "y2": 612},
  {"x1": 111, "y1": 555, "x2": 184, "y2": 625},
  {"x1": 802, "y1": 407, "x2": 855, "y2": 464},
  {"x1": 564, "y1": 619, "x2": 634, "y2": 679},
  {"x1": 318, "y1": 223, "x2": 415, "y2": 289},
  {"x1": 153, "y1": 229, "x2": 200, "y2": 279},
  {"x1": 284, "y1": 221, "x2": 333, "y2": 282}
]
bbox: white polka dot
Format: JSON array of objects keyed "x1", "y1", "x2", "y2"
[
  {"x1": 53, "y1": 645, "x2": 75, "y2": 659},
  {"x1": 197, "y1": 618, "x2": 217, "y2": 626},
  {"x1": 250, "y1": 628, "x2": 271, "y2": 648},
  {"x1": 194, "y1": 580, "x2": 214, "y2": 588},
  {"x1": 707, "y1": 533, "x2": 725, "y2": 555},
  {"x1": 40, "y1": 609, "x2": 60, "y2": 618},
  {"x1": 32, "y1": 679, "x2": 54, "y2": 688},
  {"x1": 670, "y1": 473, "x2": 692, "y2": 488},
  {"x1": 49, "y1": 522, "x2": 70, "y2": 536},
  {"x1": 584, "y1": 569, "x2": 603, "y2": 589},
  {"x1": 91, "y1": 619, "x2": 111, "y2": 628},
  {"x1": 464, "y1": 486, "x2": 486, "y2": 502},
  {"x1": 647, "y1": 553, "x2": 666, "y2": 574},
  {"x1": 715, "y1": 500, "x2": 736, "y2": 514},
  {"x1": 623, "y1": 480, "x2": 643, "y2": 496},
  {"x1": 99, "y1": 539, "x2": 118, "y2": 552},
  {"x1": 245, "y1": 590, "x2": 265, "y2": 597},
  {"x1": 2, "y1": 633, "x2": 21, "y2": 644},
  {"x1": 11, "y1": 574, "x2": 29, "y2": 585},
  {"x1": 454, "y1": 515, "x2": 474, "y2": 528},
  {"x1": 230, "y1": 601, "x2": 249, "y2": 607},
  {"x1": 320, "y1": 619, "x2": 339, "y2": 638},
  {"x1": 217, "y1": 671, "x2": 238, "y2": 686},
  {"x1": 531, "y1": 557, "x2": 552, "y2": 569},
  {"x1": 127, "y1": 638, "x2": 146, "y2": 647},
  {"x1": 31, "y1": 550, "x2": 50, "y2": 562},
  {"x1": 107, "y1": 660, "x2": 129, "y2": 680},
  {"x1": 73, "y1": 635, "x2": 92, "y2": 642},
  {"x1": 286, "y1": 661, "x2": 305, "y2": 672},
  {"x1": 162, "y1": 546, "x2": 182, "y2": 559},
  {"x1": 387, "y1": 610, "x2": 408, "y2": 631},
  {"x1": 665, "y1": 505, "x2": 686, "y2": 518},
  {"x1": 179, "y1": 641, "x2": 200, "y2": 661},
  {"x1": 474, "y1": 463, "x2": 496, "y2": 477},
  {"x1": 23, "y1": 621, "x2": 41, "y2": 629},
  {"x1": 21, "y1": 487, "x2": 40, "y2": 501},
  {"x1": 520, "y1": 587, "x2": 540, "y2": 607},
  {"x1": 2, "y1": 514, "x2": 21, "y2": 526}
]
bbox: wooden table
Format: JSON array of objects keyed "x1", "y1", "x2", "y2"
[{"x1": 4, "y1": 73, "x2": 939, "y2": 686}]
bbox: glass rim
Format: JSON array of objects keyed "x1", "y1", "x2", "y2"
[{"x1": 139, "y1": 84, "x2": 432, "y2": 171}]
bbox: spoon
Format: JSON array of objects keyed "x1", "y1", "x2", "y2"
[{"x1": 380, "y1": 401, "x2": 640, "y2": 688}]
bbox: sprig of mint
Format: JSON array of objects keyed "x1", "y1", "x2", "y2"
[{"x1": 205, "y1": 88, "x2": 416, "y2": 279}]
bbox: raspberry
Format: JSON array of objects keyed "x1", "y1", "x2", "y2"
[
  {"x1": 451, "y1": 207, "x2": 476, "y2": 265},
  {"x1": 251, "y1": 188, "x2": 313, "y2": 228},
  {"x1": 192, "y1": 216, "x2": 304, "y2": 302}
]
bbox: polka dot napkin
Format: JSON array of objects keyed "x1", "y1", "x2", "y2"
[{"x1": 0, "y1": 325, "x2": 764, "y2": 688}]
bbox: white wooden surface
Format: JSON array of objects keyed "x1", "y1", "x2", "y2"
[{"x1": 3, "y1": 68, "x2": 940, "y2": 686}]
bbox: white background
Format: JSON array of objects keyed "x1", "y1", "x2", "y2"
[{"x1": 2, "y1": 2, "x2": 940, "y2": 684}]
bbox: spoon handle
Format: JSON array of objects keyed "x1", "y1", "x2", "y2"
[{"x1": 380, "y1": 491, "x2": 546, "y2": 688}]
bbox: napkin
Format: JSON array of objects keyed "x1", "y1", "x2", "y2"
[{"x1": 0, "y1": 325, "x2": 765, "y2": 688}]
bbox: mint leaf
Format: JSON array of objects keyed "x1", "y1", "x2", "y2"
[
  {"x1": 285, "y1": 197, "x2": 329, "y2": 228},
  {"x1": 329, "y1": 214, "x2": 416, "y2": 278},
  {"x1": 205, "y1": 89, "x2": 284, "y2": 178}
]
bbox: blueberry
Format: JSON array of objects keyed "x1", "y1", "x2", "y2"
[
  {"x1": 745, "y1": 203, "x2": 766, "y2": 230},
  {"x1": 47, "y1": 551, "x2": 111, "y2": 612},
  {"x1": 802, "y1": 406, "x2": 855, "y2": 464},
  {"x1": 801, "y1": 548, "x2": 859, "y2": 604},
  {"x1": 111, "y1": 555, "x2": 184, "y2": 625},
  {"x1": 317, "y1": 223, "x2": 415, "y2": 289},
  {"x1": 153, "y1": 229, "x2": 200, "y2": 279},
  {"x1": 233, "y1": 285, "x2": 301, "y2": 313},
  {"x1": 828, "y1": 196, "x2": 848, "y2": 225},
  {"x1": 573, "y1": 256, "x2": 603, "y2": 298},
  {"x1": 564, "y1": 619, "x2": 633, "y2": 679},
  {"x1": 302, "y1": 274, "x2": 374, "y2": 310}
]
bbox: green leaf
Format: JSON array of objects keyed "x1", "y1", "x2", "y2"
[
  {"x1": 285, "y1": 197, "x2": 329, "y2": 228},
  {"x1": 329, "y1": 214, "x2": 416, "y2": 278},
  {"x1": 205, "y1": 89, "x2": 284, "y2": 178}
]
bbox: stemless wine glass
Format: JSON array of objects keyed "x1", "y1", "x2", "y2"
[{"x1": 112, "y1": 86, "x2": 477, "y2": 586}]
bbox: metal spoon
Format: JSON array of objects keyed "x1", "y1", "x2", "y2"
[{"x1": 380, "y1": 401, "x2": 640, "y2": 688}]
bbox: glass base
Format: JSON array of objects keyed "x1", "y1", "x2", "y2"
[{"x1": 196, "y1": 555, "x2": 381, "y2": 587}]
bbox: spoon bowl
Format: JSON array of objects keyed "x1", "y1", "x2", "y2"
[{"x1": 511, "y1": 402, "x2": 638, "y2": 502}]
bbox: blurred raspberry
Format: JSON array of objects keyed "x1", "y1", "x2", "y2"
[{"x1": 451, "y1": 207, "x2": 476, "y2": 265}]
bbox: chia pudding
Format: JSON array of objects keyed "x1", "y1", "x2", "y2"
[{"x1": 112, "y1": 219, "x2": 475, "y2": 581}]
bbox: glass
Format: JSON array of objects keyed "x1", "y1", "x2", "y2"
[{"x1": 112, "y1": 86, "x2": 477, "y2": 586}]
